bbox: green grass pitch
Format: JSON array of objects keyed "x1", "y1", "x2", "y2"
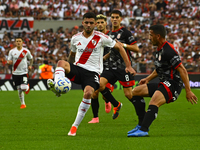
[{"x1": 0, "y1": 89, "x2": 200, "y2": 150}]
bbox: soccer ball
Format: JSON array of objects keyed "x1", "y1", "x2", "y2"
[{"x1": 54, "y1": 77, "x2": 72, "y2": 94}]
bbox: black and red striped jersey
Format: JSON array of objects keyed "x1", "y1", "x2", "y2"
[
  {"x1": 109, "y1": 27, "x2": 136, "y2": 69},
  {"x1": 154, "y1": 41, "x2": 183, "y2": 86}
]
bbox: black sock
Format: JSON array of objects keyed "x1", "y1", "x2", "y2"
[
  {"x1": 101, "y1": 87, "x2": 119, "y2": 107},
  {"x1": 140, "y1": 105, "x2": 158, "y2": 132},
  {"x1": 102, "y1": 95, "x2": 109, "y2": 103},
  {"x1": 130, "y1": 96, "x2": 146, "y2": 126},
  {"x1": 91, "y1": 98, "x2": 99, "y2": 118}
]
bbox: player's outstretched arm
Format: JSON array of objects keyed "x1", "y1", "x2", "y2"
[
  {"x1": 139, "y1": 70, "x2": 158, "y2": 85},
  {"x1": 115, "y1": 39, "x2": 139, "y2": 53},
  {"x1": 103, "y1": 52, "x2": 110, "y2": 61},
  {"x1": 113, "y1": 42, "x2": 136, "y2": 76},
  {"x1": 177, "y1": 64, "x2": 198, "y2": 104}
]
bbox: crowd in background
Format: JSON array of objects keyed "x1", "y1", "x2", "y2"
[{"x1": 0, "y1": 0, "x2": 200, "y2": 78}]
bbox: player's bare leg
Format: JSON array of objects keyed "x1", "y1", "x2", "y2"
[{"x1": 68, "y1": 86, "x2": 94, "y2": 136}]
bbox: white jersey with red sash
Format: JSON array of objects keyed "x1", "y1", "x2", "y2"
[
  {"x1": 70, "y1": 31, "x2": 116, "y2": 74},
  {"x1": 7, "y1": 47, "x2": 33, "y2": 75}
]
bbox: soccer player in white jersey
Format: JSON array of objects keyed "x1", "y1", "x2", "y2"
[
  {"x1": 47, "y1": 12, "x2": 136, "y2": 136},
  {"x1": 7, "y1": 37, "x2": 33, "y2": 109}
]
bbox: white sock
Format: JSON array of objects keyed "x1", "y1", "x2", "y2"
[
  {"x1": 72, "y1": 98, "x2": 91, "y2": 127},
  {"x1": 18, "y1": 89, "x2": 25, "y2": 105},
  {"x1": 55, "y1": 67, "x2": 65, "y2": 81}
]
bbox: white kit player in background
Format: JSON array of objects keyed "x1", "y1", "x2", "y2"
[
  {"x1": 47, "y1": 12, "x2": 136, "y2": 136},
  {"x1": 7, "y1": 37, "x2": 33, "y2": 109}
]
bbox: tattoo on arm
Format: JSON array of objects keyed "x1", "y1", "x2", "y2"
[{"x1": 68, "y1": 55, "x2": 75, "y2": 63}]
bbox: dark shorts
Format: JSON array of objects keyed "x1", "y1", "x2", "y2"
[
  {"x1": 101, "y1": 68, "x2": 135, "y2": 88},
  {"x1": 147, "y1": 80, "x2": 183, "y2": 103},
  {"x1": 66, "y1": 63, "x2": 100, "y2": 91},
  {"x1": 12, "y1": 74, "x2": 29, "y2": 87}
]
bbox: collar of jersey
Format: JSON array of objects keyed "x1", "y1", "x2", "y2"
[
  {"x1": 157, "y1": 41, "x2": 167, "y2": 51},
  {"x1": 112, "y1": 27, "x2": 123, "y2": 32}
]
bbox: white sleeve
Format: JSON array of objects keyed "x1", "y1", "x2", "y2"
[
  {"x1": 7, "y1": 50, "x2": 12, "y2": 61},
  {"x1": 102, "y1": 35, "x2": 116, "y2": 48},
  {"x1": 27, "y1": 50, "x2": 33, "y2": 60},
  {"x1": 70, "y1": 38, "x2": 76, "y2": 53},
  {"x1": 51, "y1": 67, "x2": 54, "y2": 72}
]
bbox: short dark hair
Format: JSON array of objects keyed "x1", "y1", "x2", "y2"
[
  {"x1": 96, "y1": 14, "x2": 107, "y2": 21},
  {"x1": 149, "y1": 24, "x2": 166, "y2": 38},
  {"x1": 15, "y1": 37, "x2": 23, "y2": 41},
  {"x1": 111, "y1": 10, "x2": 122, "y2": 17},
  {"x1": 83, "y1": 12, "x2": 96, "y2": 20}
]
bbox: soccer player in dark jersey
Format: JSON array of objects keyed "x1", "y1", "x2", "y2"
[
  {"x1": 127, "y1": 24, "x2": 198, "y2": 137},
  {"x1": 94, "y1": 10, "x2": 145, "y2": 121},
  {"x1": 88, "y1": 14, "x2": 114, "y2": 123}
]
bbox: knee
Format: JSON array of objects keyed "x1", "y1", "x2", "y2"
[
  {"x1": 149, "y1": 98, "x2": 165, "y2": 107},
  {"x1": 84, "y1": 89, "x2": 93, "y2": 99},
  {"x1": 99, "y1": 82, "x2": 106, "y2": 92},
  {"x1": 124, "y1": 92, "x2": 132, "y2": 100},
  {"x1": 132, "y1": 88, "x2": 141, "y2": 96},
  {"x1": 149, "y1": 99, "x2": 160, "y2": 107},
  {"x1": 57, "y1": 60, "x2": 68, "y2": 68}
]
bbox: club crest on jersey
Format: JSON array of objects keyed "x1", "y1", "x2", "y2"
[
  {"x1": 92, "y1": 40, "x2": 97, "y2": 46},
  {"x1": 158, "y1": 49, "x2": 164, "y2": 61},
  {"x1": 117, "y1": 33, "x2": 121, "y2": 39},
  {"x1": 158, "y1": 55, "x2": 161, "y2": 61},
  {"x1": 22, "y1": 52, "x2": 26, "y2": 57}
]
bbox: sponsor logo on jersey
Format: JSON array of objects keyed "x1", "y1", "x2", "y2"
[
  {"x1": 81, "y1": 109, "x2": 86, "y2": 112},
  {"x1": 77, "y1": 42, "x2": 81, "y2": 46},
  {"x1": 94, "y1": 75, "x2": 99, "y2": 84},
  {"x1": 77, "y1": 47, "x2": 98, "y2": 53}
]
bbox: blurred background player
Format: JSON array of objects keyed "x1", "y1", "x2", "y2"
[
  {"x1": 88, "y1": 14, "x2": 114, "y2": 123},
  {"x1": 38, "y1": 60, "x2": 54, "y2": 79},
  {"x1": 47, "y1": 12, "x2": 136, "y2": 136},
  {"x1": 127, "y1": 24, "x2": 198, "y2": 137},
  {"x1": 7, "y1": 37, "x2": 33, "y2": 109}
]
